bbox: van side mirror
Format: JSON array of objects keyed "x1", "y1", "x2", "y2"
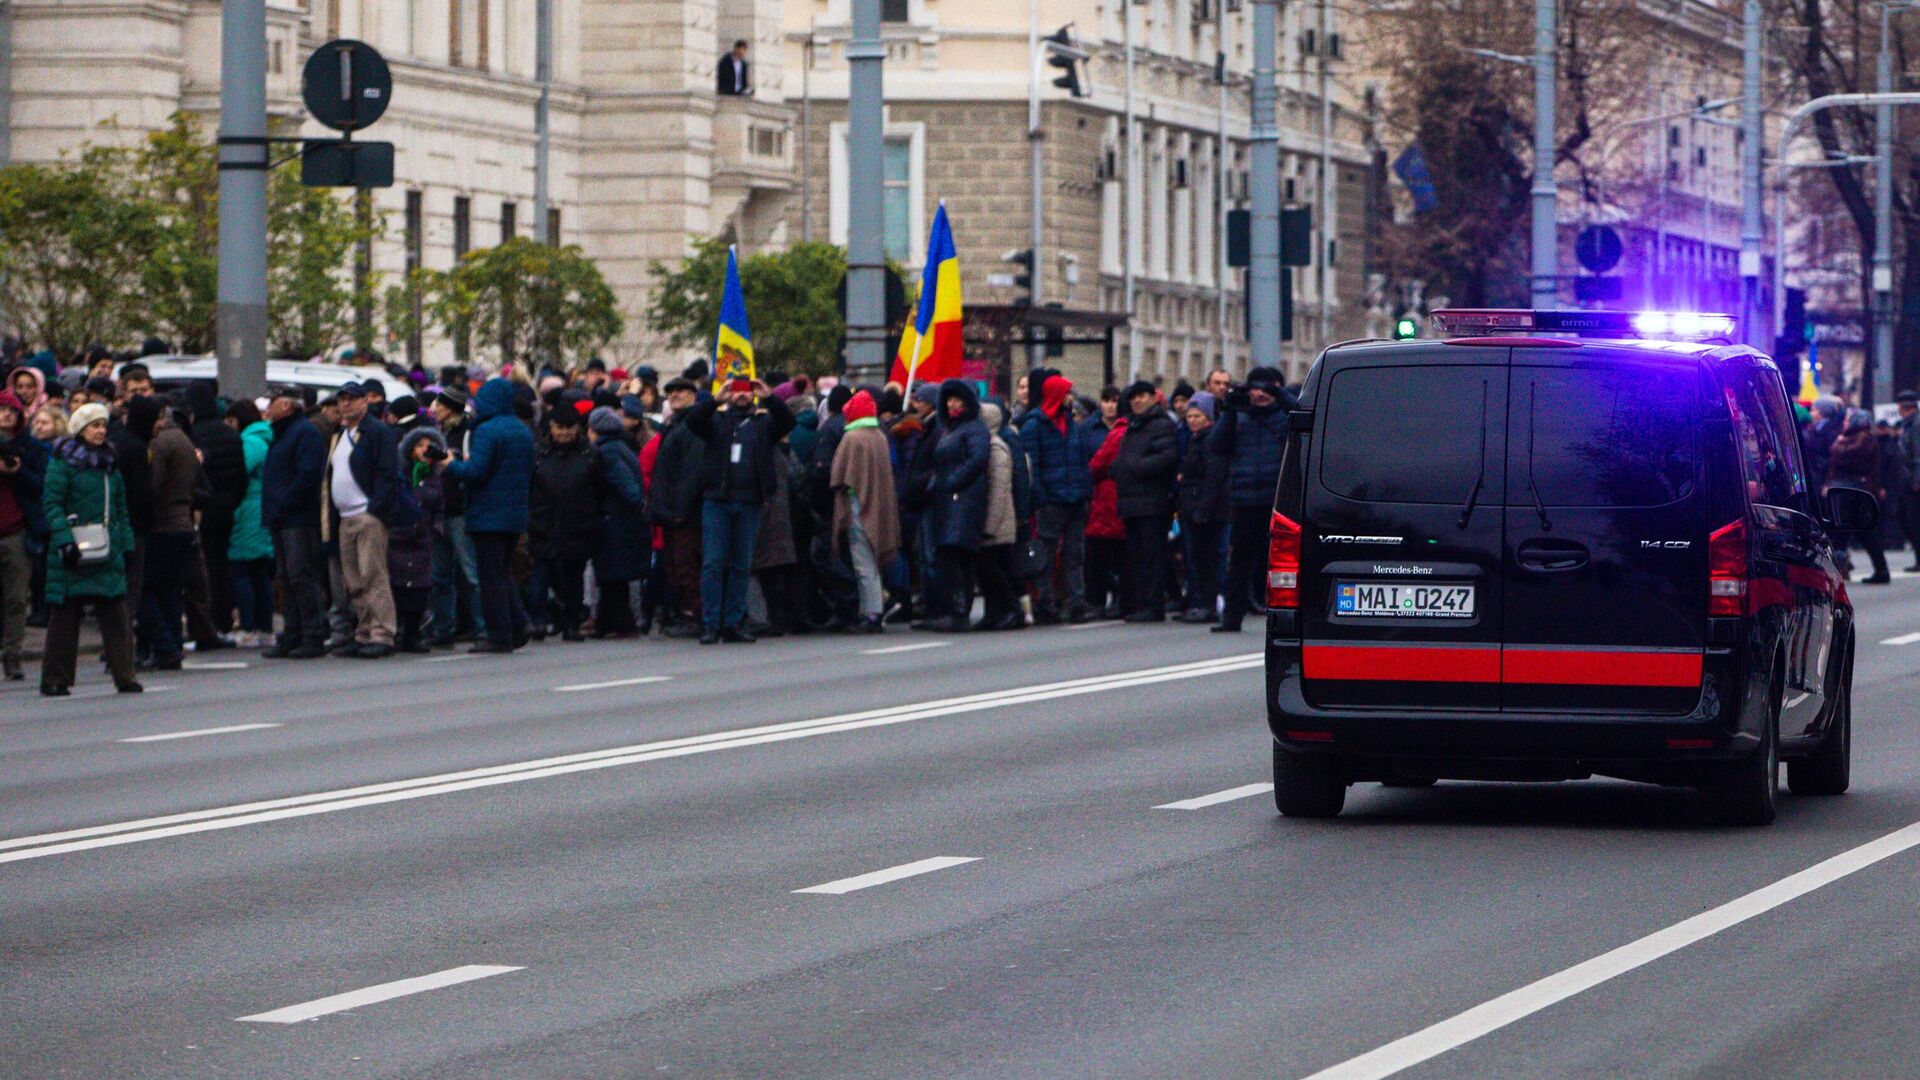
[
  {"x1": 1288, "y1": 410, "x2": 1315, "y2": 433},
  {"x1": 1823, "y1": 487, "x2": 1880, "y2": 533}
]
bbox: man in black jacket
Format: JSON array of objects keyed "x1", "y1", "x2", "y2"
[
  {"x1": 321, "y1": 382, "x2": 406, "y2": 658},
  {"x1": 648, "y1": 378, "x2": 706, "y2": 636},
  {"x1": 261, "y1": 388, "x2": 330, "y2": 657},
  {"x1": 684, "y1": 378, "x2": 795, "y2": 643},
  {"x1": 716, "y1": 39, "x2": 751, "y2": 96},
  {"x1": 186, "y1": 382, "x2": 247, "y2": 636},
  {"x1": 1110, "y1": 382, "x2": 1181, "y2": 622}
]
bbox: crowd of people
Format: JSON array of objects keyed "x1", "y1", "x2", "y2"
[{"x1": 0, "y1": 341, "x2": 1304, "y2": 695}]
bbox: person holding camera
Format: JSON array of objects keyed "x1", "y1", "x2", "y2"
[
  {"x1": 684, "y1": 377, "x2": 795, "y2": 644},
  {"x1": 1209, "y1": 366, "x2": 1295, "y2": 633},
  {"x1": 38, "y1": 403, "x2": 140, "y2": 696}
]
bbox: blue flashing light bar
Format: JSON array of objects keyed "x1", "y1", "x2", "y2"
[{"x1": 1432, "y1": 309, "x2": 1737, "y2": 342}]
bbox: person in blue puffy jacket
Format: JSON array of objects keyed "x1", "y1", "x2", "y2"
[{"x1": 445, "y1": 377, "x2": 536, "y2": 652}]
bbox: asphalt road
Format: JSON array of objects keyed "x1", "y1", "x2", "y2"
[{"x1": 6, "y1": 580, "x2": 1920, "y2": 1079}]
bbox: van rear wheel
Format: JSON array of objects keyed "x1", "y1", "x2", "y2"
[
  {"x1": 1702, "y1": 690, "x2": 1779, "y2": 826},
  {"x1": 1273, "y1": 745, "x2": 1346, "y2": 818}
]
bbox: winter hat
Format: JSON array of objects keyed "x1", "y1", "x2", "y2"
[
  {"x1": 620, "y1": 394, "x2": 649, "y2": 420},
  {"x1": 663, "y1": 377, "x2": 697, "y2": 395},
  {"x1": 84, "y1": 376, "x2": 116, "y2": 399},
  {"x1": 683, "y1": 359, "x2": 710, "y2": 383},
  {"x1": 387, "y1": 394, "x2": 418, "y2": 421},
  {"x1": 1123, "y1": 380, "x2": 1158, "y2": 402},
  {"x1": 435, "y1": 384, "x2": 469, "y2": 410},
  {"x1": 548, "y1": 402, "x2": 585, "y2": 427},
  {"x1": 637, "y1": 365, "x2": 659, "y2": 385},
  {"x1": 588, "y1": 406, "x2": 626, "y2": 437},
  {"x1": 1187, "y1": 391, "x2": 1217, "y2": 421},
  {"x1": 827, "y1": 384, "x2": 854, "y2": 415},
  {"x1": 0, "y1": 390, "x2": 23, "y2": 415},
  {"x1": 912, "y1": 383, "x2": 941, "y2": 408},
  {"x1": 67, "y1": 402, "x2": 110, "y2": 436},
  {"x1": 538, "y1": 375, "x2": 566, "y2": 397},
  {"x1": 609, "y1": 367, "x2": 629, "y2": 382},
  {"x1": 1246, "y1": 366, "x2": 1284, "y2": 393},
  {"x1": 1172, "y1": 380, "x2": 1196, "y2": 402},
  {"x1": 879, "y1": 388, "x2": 904, "y2": 416},
  {"x1": 844, "y1": 390, "x2": 877, "y2": 423},
  {"x1": 771, "y1": 381, "x2": 800, "y2": 402}
]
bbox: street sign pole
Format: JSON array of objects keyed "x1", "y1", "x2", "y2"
[
  {"x1": 216, "y1": 0, "x2": 269, "y2": 400},
  {"x1": 1247, "y1": 0, "x2": 1281, "y2": 372},
  {"x1": 1530, "y1": 0, "x2": 1558, "y2": 308},
  {"x1": 844, "y1": 0, "x2": 887, "y2": 384}
]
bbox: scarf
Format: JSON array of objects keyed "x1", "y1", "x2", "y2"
[{"x1": 54, "y1": 435, "x2": 114, "y2": 471}]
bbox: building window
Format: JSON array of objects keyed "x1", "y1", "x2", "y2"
[
  {"x1": 829, "y1": 122, "x2": 924, "y2": 264},
  {"x1": 501, "y1": 201, "x2": 517, "y2": 242},
  {"x1": 882, "y1": 0, "x2": 911, "y2": 22},
  {"x1": 547, "y1": 207, "x2": 562, "y2": 245},
  {"x1": 476, "y1": 0, "x2": 491, "y2": 69},
  {"x1": 327, "y1": 0, "x2": 340, "y2": 40},
  {"x1": 884, "y1": 137, "x2": 912, "y2": 264},
  {"x1": 453, "y1": 196, "x2": 472, "y2": 260},
  {"x1": 404, "y1": 190, "x2": 424, "y2": 366},
  {"x1": 449, "y1": 0, "x2": 463, "y2": 65}
]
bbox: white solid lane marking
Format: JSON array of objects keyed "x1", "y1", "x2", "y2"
[
  {"x1": 1064, "y1": 620, "x2": 1123, "y2": 631},
  {"x1": 1301, "y1": 819, "x2": 1920, "y2": 1080},
  {"x1": 119, "y1": 723, "x2": 281, "y2": 744},
  {"x1": 795, "y1": 856, "x2": 980, "y2": 895},
  {"x1": 1154, "y1": 782, "x2": 1275, "y2": 810},
  {"x1": 182, "y1": 661, "x2": 250, "y2": 671},
  {"x1": 235, "y1": 965, "x2": 522, "y2": 1024},
  {"x1": 420, "y1": 653, "x2": 483, "y2": 663},
  {"x1": 1880, "y1": 631, "x2": 1920, "y2": 645},
  {"x1": 0, "y1": 653, "x2": 1259, "y2": 864},
  {"x1": 862, "y1": 641, "x2": 950, "y2": 655},
  {"x1": 551, "y1": 675, "x2": 673, "y2": 693}
]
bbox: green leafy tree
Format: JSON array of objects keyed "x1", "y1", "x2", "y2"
[
  {"x1": 647, "y1": 238, "x2": 890, "y2": 378},
  {"x1": 0, "y1": 148, "x2": 163, "y2": 358},
  {"x1": 423, "y1": 238, "x2": 623, "y2": 373},
  {"x1": 267, "y1": 168, "x2": 382, "y2": 359},
  {"x1": 130, "y1": 114, "x2": 220, "y2": 353}
]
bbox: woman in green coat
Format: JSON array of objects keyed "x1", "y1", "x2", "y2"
[
  {"x1": 39, "y1": 403, "x2": 140, "y2": 696},
  {"x1": 226, "y1": 400, "x2": 276, "y2": 646}
]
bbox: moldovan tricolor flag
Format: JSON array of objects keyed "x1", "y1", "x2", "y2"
[
  {"x1": 712, "y1": 245, "x2": 755, "y2": 394},
  {"x1": 891, "y1": 203, "x2": 963, "y2": 387}
]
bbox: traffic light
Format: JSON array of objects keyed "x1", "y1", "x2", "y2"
[
  {"x1": 1003, "y1": 248, "x2": 1035, "y2": 305},
  {"x1": 1044, "y1": 27, "x2": 1089, "y2": 98},
  {"x1": 1394, "y1": 315, "x2": 1419, "y2": 339}
]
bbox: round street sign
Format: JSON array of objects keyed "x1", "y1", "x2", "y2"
[
  {"x1": 1575, "y1": 224, "x2": 1624, "y2": 275},
  {"x1": 303, "y1": 39, "x2": 392, "y2": 133}
]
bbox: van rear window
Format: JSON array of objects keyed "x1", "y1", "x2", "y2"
[
  {"x1": 1320, "y1": 365, "x2": 1498, "y2": 504},
  {"x1": 1519, "y1": 366, "x2": 1696, "y2": 507}
]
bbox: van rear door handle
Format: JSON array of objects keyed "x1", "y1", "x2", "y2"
[{"x1": 1515, "y1": 538, "x2": 1590, "y2": 572}]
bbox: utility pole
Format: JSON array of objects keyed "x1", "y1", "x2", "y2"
[
  {"x1": 1248, "y1": 0, "x2": 1281, "y2": 370},
  {"x1": 216, "y1": 0, "x2": 268, "y2": 399},
  {"x1": 1124, "y1": 0, "x2": 1139, "y2": 380},
  {"x1": 1317, "y1": 0, "x2": 1333, "y2": 348},
  {"x1": 844, "y1": 0, "x2": 888, "y2": 383},
  {"x1": 1739, "y1": 0, "x2": 1766, "y2": 350},
  {"x1": 1530, "y1": 0, "x2": 1558, "y2": 308},
  {"x1": 1, "y1": 0, "x2": 13, "y2": 168},
  {"x1": 1872, "y1": 3, "x2": 1915, "y2": 404},
  {"x1": 1028, "y1": 0, "x2": 1044, "y2": 364},
  {"x1": 1216, "y1": 8, "x2": 1230, "y2": 372},
  {"x1": 534, "y1": 0, "x2": 552, "y2": 243}
]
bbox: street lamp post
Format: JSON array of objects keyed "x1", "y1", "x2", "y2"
[
  {"x1": 844, "y1": 0, "x2": 888, "y2": 384},
  {"x1": 1530, "y1": 0, "x2": 1558, "y2": 308},
  {"x1": 1248, "y1": 0, "x2": 1282, "y2": 371},
  {"x1": 1740, "y1": 0, "x2": 1767, "y2": 349},
  {"x1": 1873, "y1": 2, "x2": 1919, "y2": 403},
  {"x1": 215, "y1": 0, "x2": 268, "y2": 400}
]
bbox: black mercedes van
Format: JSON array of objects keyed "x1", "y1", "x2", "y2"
[{"x1": 1264, "y1": 309, "x2": 1878, "y2": 825}]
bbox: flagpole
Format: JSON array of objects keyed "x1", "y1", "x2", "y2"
[{"x1": 902, "y1": 327, "x2": 925, "y2": 402}]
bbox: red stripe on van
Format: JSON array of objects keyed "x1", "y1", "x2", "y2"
[
  {"x1": 1501, "y1": 649, "x2": 1703, "y2": 687},
  {"x1": 1302, "y1": 645, "x2": 1501, "y2": 683}
]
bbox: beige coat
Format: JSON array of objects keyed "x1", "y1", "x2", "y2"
[{"x1": 980, "y1": 403, "x2": 1017, "y2": 547}]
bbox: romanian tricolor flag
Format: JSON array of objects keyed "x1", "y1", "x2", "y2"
[
  {"x1": 712, "y1": 245, "x2": 755, "y2": 393},
  {"x1": 891, "y1": 203, "x2": 963, "y2": 388}
]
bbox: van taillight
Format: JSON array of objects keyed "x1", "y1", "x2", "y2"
[
  {"x1": 1708, "y1": 519, "x2": 1748, "y2": 616},
  {"x1": 1268, "y1": 512, "x2": 1302, "y2": 609}
]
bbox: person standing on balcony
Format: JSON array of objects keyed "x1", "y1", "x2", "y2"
[{"x1": 717, "y1": 40, "x2": 752, "y2": 97}]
